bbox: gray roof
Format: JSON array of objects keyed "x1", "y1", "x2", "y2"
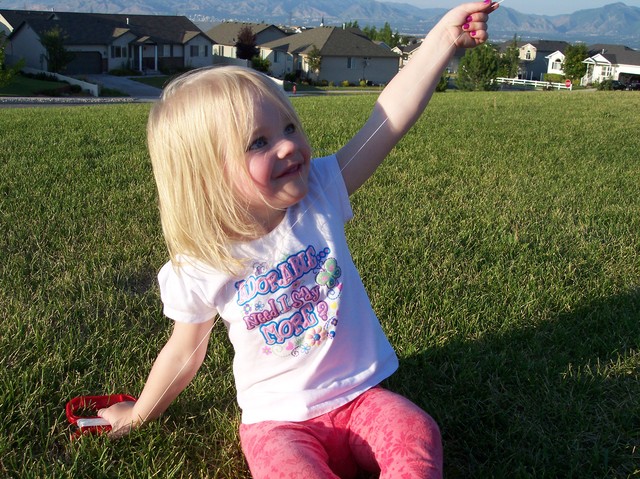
[
  {"x1": 206, "y1": 22, "x2": 286, "y2": 46},
  {"x1": 587, "y1": 44, "x2": 640, "y2": 66},
  {"x1": 499, "y1": 39, "x2": 570, "y2": 53},
  {"x1": 260, "y1": 26, "x2": 399, "y2": 58},
  {"x1": 2, "y1": 9, "x2": 205, "y2": 45}
]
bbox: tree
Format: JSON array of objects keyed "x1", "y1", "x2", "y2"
[
  {"x1": 562, "y1": 43, "x2": 589, "y2": 83},
  {"x1": 436, "y1": 73, "x2": 449, "y2": 92},
  {"x1": 0, "y1": 33, "x2": 24, "y2": 88},
  {"x1": 498, "y1": 35, "x2": 520, "y2": 78},
  {"x1": 379, "y1": 22, "x2": 393, "y2": 46},
  {"x1": 457, "y1": 43, "x2": 499, "y2": 91},
  {"x1": 40, "y1": 26, "x2": 75, "y2": 73},
  {"x1": 306, "y1": 45, "x2": 322, "y2": 80},
  {"x1": 235, "y1": 25, "x2": 258, "y2": 61},
  {"x1": 361, "y1": 23, "x2": 406, "y2": 49},
  {"x1": 362, "y1": 25, "x2": 378, "y2": 41}
]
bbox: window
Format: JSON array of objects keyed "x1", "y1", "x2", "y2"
[
  {"x1": 190, "y1": 45, "x2": 199, "y2": 57},
  {"x1": 347, "y1": 57, "x2": 355, "y2": 69},
  {"x1": 111, "y1": 46, "x2": 125, "y2": 58},
  {"x1": 602, "y1": 65, "x2": 612, "y2": 78},
  {"x1": 553, "y1": 58, "x2": 562, "y2": 70},
  {"x1": 203, "y1": 45, "x2": 208, "y2": 57},
  {"x1": 274, "y1": 50, "x2": 280, "y2": 63}
]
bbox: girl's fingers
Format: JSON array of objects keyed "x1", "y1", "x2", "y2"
[{"x1": 462, "y1": 21, "x2": 487, "y2": 34}]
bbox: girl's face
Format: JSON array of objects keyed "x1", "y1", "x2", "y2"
[{"x1": 233, "y1": 95, "x2": 312, "y2": 235}]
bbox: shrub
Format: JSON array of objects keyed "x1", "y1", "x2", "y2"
[
  {"x1": 109, "y1": 68, "x2": 141, "y2": 76},
  {"x1": 597, "y1": 79, "x2": 613, "y2": 91},
  {"x1": 341, "y1": 80, "x2": 350, "y2": 87},
  {"x1": 544, "y1": 73, "x2": 565, "y2": 83},
  {"x1": 22, "y1": 71, "x2": 58, "y2": 82},
  {"x1": 251, "y1": 56, "x2": 270, "y2": 73}
]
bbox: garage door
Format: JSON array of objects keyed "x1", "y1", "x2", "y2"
[{"x1": 65, "y1": 52, "x2": 103, "y2": 75}]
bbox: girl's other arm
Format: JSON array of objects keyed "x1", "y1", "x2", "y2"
[
  {"x1": 336, "y1": 1, "x2": 498, "y2": 195},
  {"x1": 98, "y1": 318, "x2": 214, "y2": 437}
]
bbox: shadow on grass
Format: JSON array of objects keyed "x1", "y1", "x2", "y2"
[{"x1": 388, "y1": 288, "x2": 640, "y2": 478}]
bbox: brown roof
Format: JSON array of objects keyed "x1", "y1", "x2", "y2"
[
  {"x1": 260, "y1": 26, "x2": 399, "y2": 58},
  {"x1": 205, "y1": 22, "x2": 286, "y2": 46}
]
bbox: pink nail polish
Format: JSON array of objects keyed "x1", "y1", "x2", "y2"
[
  {"x1": 484, "y1": 0, "x2": 491, "y2": 3},
  {"x1": 463, "y1": 23, "x2": 470, "y2": 30},
  {"x1": 466, "y1": 16, "x2": 473, "y2": 22},
  {"x1": 471, "y1": 31, "x2": 477, "y2": 36}
]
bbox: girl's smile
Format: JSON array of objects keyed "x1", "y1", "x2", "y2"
[{"x1": 234, "y1": 95, "x2": 312, "y2": 235}]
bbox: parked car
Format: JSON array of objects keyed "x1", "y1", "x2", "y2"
[
  {"x1": 611, "y1": 80, "x2": 627, "y2": 90},
  {"x1": 628, "y1": 81, "x2": 640, "y2": 91}
]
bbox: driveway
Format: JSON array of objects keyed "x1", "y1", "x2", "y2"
[{"x1": 83, "y1": 74, "x2": 163, "y2": 100}]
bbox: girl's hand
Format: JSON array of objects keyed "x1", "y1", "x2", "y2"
[
  {"x1": 98, "y1": 400, "x2": 140, "y2": 438},
  {"x1": 440, "y1": 1, "x2": 499, "y2": 49}
]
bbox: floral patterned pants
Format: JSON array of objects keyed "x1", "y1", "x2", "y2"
[{"x1": 239, "y1": 386, "x2": 443, "y2": 479}]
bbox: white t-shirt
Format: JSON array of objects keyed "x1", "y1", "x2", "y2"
[{"x1": 158, "y1": 155, "x2": 398, "y2": 424}]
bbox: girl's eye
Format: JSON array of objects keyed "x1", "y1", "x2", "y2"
[
  {"x1": 248, "y1": 136, "x2": 267, "y2": 151},
  {"x1": 284, "y1": 123, "x2": 296, "y2": 134}
]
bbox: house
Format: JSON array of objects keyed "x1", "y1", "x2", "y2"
[
  {"x1": 500, "y1": 40, "x2": 569, "y2": 81},
  {"x1": 0, "y1": 9, "x2": 212, "y2": 74},
  {"x1": 258, "y1": 26, "x2": 400, "y2": 85},
  {"x1": 206, "y1": 22, "x2": 288, "y2": 60},
  {"x1": 582, "y1": 44, "x2": 640, "y2": 85},
  {"x1": 544, "y1": 50, "x2": 566, "y2": 76},
  {"x1": 393, "y1": 41, "x2": 420, "y2": 69}
]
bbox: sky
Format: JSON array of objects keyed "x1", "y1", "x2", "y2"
[{"x1": 384, "y1": 0, "x2": 640, "y2": 16}]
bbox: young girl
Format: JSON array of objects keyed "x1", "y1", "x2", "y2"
[{"x1": 99, "y1": 2, "x2": 498, "y2": 477}]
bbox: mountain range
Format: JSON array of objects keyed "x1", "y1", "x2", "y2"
[{"x1": 3, "y1": 0, "x2": 640, "y2": 47}]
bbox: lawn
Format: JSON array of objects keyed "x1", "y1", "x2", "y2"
[
  {"x1": 1, "y1": 90, "x2": 639, "y2": 478},
  {"x1": 0, "y1": 74, "x2": 71, "y2": 96}
]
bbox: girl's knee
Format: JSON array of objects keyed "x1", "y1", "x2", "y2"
[{"x1": 240, "y1": 422, "x2": 340, "y2": 479}]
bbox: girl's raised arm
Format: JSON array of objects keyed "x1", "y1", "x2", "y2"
[{"x1": 336, "y1": 1, "x2": 498, "y2": 195}]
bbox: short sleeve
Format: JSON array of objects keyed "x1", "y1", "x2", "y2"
[
  {"x1": 157, "y1": 261, "x2": 219, "y2": 323},
  {"x1": 310, "y1": 155, "x2": 353, "y2": 223}
]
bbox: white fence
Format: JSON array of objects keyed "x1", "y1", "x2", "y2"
[{"x1": 496, "y1": 77, "x2": 572, "y2": 91}]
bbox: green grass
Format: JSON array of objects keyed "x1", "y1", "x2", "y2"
[
  {"x1": 0, "y1": 74, "x2": 70, "y2": 96},
  {"x1": 1, "y1": 91, "x2": 639, "y2": 478}
]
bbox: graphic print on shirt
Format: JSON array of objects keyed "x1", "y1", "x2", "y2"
[{"x1": 235, "y1": 245, "x2": 342, "y2": 358}]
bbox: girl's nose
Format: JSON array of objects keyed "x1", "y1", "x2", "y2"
[{"x1": 276, "y1": 138, "x2": 296, "y2": 158}]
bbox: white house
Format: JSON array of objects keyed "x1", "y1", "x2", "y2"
[
  {"x1": 259, "y1": 26, "x2": 400, "y2": 85},
  {"x1": 582, "y1": 44, "x2": 640, "y2": 85},
  {"x1": 545, "y1": 50, "x2": 565, "y2": 76},
  {"x1": 0, "y1": 9, "x2": 212, "y2": 74},
  {"x1": 507, "y1": 40, "x2": 570, "y2": 81}
]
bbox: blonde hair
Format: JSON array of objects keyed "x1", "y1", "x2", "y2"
[{"x1": 147, "y1": 66, "x2": 306, "y2": 273}]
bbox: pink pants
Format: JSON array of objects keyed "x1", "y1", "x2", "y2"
[{"x1": 239, "y1": 386, "x2": 443, "y2": 479}]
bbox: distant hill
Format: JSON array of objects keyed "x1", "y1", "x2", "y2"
[{"x1": 3, "y1": 0, "x2": 639, "y2": 47}]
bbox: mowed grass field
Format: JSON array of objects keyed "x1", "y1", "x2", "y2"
[{"x1": 1, "y1": 90, "x2": 639, "y2": 478}]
